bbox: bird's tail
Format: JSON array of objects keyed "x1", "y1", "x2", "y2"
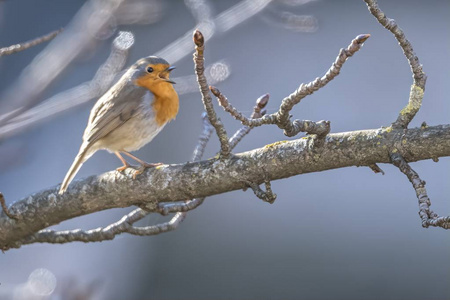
[{"x1": 59, "y1": 143, "x2": 94, "y2": 194}]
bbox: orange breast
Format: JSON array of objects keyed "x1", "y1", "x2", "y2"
[
  {"x1": 135, "y1": 75, "x2": 179, "y2": 126},
  {"x1": 152, "y1": 91, "x2": 179, "y2": 126}
]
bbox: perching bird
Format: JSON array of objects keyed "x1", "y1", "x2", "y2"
[{"x1": 59, "y1": 56, "x2": 178, "y2": 194}]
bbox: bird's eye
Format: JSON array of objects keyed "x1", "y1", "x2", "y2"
[{"x1": 146, "y1": 66, "x2": 154, "y2": 73}]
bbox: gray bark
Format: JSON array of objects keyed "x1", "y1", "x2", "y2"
[{"x1": 1, "y1": 124, "x2": 449, "y2": 249}]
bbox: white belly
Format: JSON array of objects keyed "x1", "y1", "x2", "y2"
[{"x1": 96, "y1": 93, "x2": 165, "y2": 152}]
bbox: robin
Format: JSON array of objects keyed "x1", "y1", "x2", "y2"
[{"x1": 59, "y1": 56, "x2": 178, "y2": 194}]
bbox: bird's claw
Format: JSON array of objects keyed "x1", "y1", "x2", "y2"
[
  {"x1": 116, "y1": 164, "x2": 130, "y2": 173},
  {"x1": 132, "y1": 162, "x2": 163, "y2": 179}
]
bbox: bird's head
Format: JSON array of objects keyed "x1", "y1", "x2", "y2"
[{"x1": 131, "y1": 56, "x2": 176, "y2": 95}]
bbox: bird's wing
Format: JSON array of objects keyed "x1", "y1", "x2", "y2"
[{"x1": 83, "y1": 84, "x2": 145, "y2": 145}]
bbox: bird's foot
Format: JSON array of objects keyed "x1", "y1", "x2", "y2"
[
  {"x1": 132, "y1": 162, "x2": 164, "y2": 179},
  {"x1": 116, "y1": 163, "x2": 131, "y2": 173}
]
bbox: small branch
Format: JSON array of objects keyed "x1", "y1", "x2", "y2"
[
  {"x1": 193, "y1": 30, "x2": 231, "y2": 158},
  {"x1": 210, "y1": 86, "x2": 278, "y2": 127},
  {"x1": 245, "y1": 176, "x2": 277, "y2": 204},
  {"x1": 211, "y1": 34, "x2": 370, "y2": 137},
  {"x1": 0, "y1": 29, "x2": 62, "y2": 57},
  {"x1": 363, "y1": 0, "x2": 426, "y2": 89},
  {"x1": 19, "y1": 209, "x2": 186, "y2": 245},
  {"x1": 0, "y1": 193, "x2": 17, "y2": 220},
  {"x1": 229, "y1": 93, "x2": 269, "y2": 150},
  {"x1": 391, "y1": 153, "x2": 449, "y2": 229}
]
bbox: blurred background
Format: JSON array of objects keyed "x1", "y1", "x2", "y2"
[{"x1": 0, "y1": 0, "x2": 449, "y2": 299}]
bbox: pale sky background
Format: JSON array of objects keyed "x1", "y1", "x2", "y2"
[{"x1": 0, "y1": 0, "x2": 449, "y2": 299}]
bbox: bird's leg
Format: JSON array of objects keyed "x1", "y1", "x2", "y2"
[
  {"x1": 115, "y1": 151, "x2": 131, "y2": 172},
  {"x1": 122, "y1": 151, "x2": 163, "y2": 178}
]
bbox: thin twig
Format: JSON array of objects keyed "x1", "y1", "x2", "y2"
[
  {"x1": 391, "y1": 153, "x2": 449, "y2": 229},
  {"x1": 244, "y1": 174, "x2": 277, "y2": 204},
  {"x1": 363, "y1": 0, "x2": 426, "y2": 89},
  {"x1": 211, "y1": 34, "x2": 370, "y2": 137},
  {"x1": 0, "y1": 29, "x2": 62, "y2": 57},
  {"x1": 229, "y1": 94, "x2": 269, "y2": 150},
  {"x1": 193, "y1": 30, "x2": 231, "y2": 158},
  {"x1": 363, "y1": 0, "x2": 426, "y2": 129},
  {"x1": 0, "y1": 193, "x2": 17, "y2": 220}
]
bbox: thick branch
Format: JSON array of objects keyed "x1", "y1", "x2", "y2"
[{"x1": 1, "y1": 124, "x2": 450, "y2": 249}]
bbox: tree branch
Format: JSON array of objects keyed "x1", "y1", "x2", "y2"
[{"x1": 1, "y1": 124, "x2": 450, "y2": 250}]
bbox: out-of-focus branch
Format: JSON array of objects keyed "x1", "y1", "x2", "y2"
[
  {"x1": 193, "y1": 30, "x2": 231, "y2": 158},
  {"x1": 174, "y1": 60, "x2": 230, "y2": 95},
  {"x1": 210, "y1": 33, "x2": 370, "y2": 137},
  {"x1": 0, "y1": 0, "x2": 127, "y2": 127},
  {"x1": 0, "y1": 31, "x2": 134, "y2": 141},
  {"x1": 155, "y1": 0, "x2": 273, "y2": 64},
  {"x1": 0, "y1": 29, "x2": 62, "y2": 57},
  {"x1": 391, "y1": 153, "x2": 449, "y2": 229},
  {"x1": 364, "y1": 0, "x2": 426, "y2": 129}
]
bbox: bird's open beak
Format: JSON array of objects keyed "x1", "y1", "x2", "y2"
[{"x1": 161, "y1": 66, "x2": 176, "y2": 84}]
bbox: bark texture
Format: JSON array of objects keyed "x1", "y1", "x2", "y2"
[{"x1": 1, "y1": 124, "x2": 449, "y2": 249}]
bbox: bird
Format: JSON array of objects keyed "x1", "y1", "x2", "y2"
[{"x1": 59, "y1": 56, "x2": 179, "y2": 194}]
